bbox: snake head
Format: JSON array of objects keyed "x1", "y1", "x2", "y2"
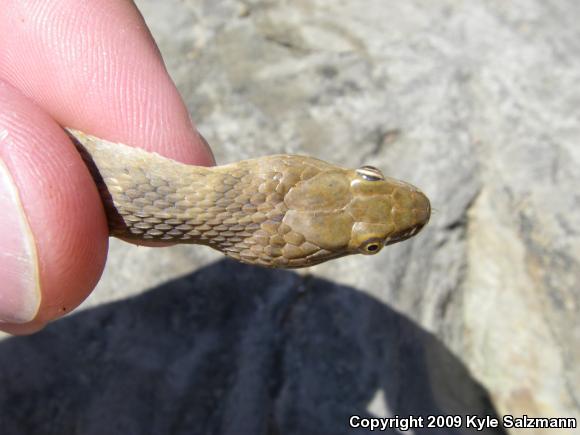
[
  {"x1": 281, "y1": 161, "x2": 431, "y2": 265},
  {"x1": 346, "y1": 165, "x2": 431, "y2": 255}
]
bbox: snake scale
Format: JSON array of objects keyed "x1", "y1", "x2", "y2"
[{"x1": 68, "y1": 129, "x2": 430, "y2": 268}]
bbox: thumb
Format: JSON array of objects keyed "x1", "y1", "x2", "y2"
[{"x1": 0, "y1": 81, "x2": 108, "y2": 334}]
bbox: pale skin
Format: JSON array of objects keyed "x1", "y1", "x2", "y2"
[{"x1": 0, "y1": 0, "x2": 214, "y2": 334}]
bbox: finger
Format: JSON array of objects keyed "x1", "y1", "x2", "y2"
[
  {"x1": 0, "y1": 0, "x2": 214, "y2": 166},
  {"x1": 0, "y1": 81, "x2": 108, "y2": 334}
]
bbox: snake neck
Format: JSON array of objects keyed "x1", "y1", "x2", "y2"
[{"x1": 71, "y1": 130, "x2": 335, "y2": 267}]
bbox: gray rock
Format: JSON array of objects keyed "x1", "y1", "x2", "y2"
[{"x1": 1, "y1": 0, "x2": 578, "y2": 434}]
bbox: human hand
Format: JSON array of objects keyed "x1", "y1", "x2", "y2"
[{"x1": 0, "y1": 0, "x2": 214, "y2": 334}]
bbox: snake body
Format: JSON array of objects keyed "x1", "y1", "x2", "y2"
[{"x1": 68, "y1": 129, "x2": 430, "y2": 268}]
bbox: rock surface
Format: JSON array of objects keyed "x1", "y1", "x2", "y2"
[{"x1": 1, "y1": 1, "x2": 578, "y2": 434}]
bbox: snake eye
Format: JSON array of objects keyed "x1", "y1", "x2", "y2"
[
  {"x1": 356, "y1": 166, "x2": 385, "y2": 181},
  {"x1": 359, "y1": 239, "x2": 384, "y2": 255}
]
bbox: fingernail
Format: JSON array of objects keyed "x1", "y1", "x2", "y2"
[{"x1": 0, "y1": 149, "x2": 40, "y2": 324}]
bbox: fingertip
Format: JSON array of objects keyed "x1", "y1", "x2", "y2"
[
  {"x1": 197, "y1": 131, "x2": 217, "y2": 166},
  {"x1": 0, "y1": 0, "x2": 215, "y2": 167},
  {"x1": 0, "y1": 319, "x2": 47, "y2": 336}
]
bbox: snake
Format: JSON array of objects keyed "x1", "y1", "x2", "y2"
[{"x1": 67, "y1": 129, "x2": 431, "y2": 268}]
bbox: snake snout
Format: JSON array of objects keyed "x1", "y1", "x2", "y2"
[{"x1": 387, "y1": 189, "x2": 431, "y2": 245}]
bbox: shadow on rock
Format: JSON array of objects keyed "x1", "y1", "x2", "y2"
[{"x1": 0, "y1": 260, "x2": 504, "y2": 435}]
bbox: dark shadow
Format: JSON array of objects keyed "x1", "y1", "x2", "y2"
[{"x1": 0, "y1": 260, "x2": 504, "y2": 435}]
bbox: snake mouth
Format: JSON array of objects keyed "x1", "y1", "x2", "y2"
[{"x1": 385, "y1": 226, "x2": 421, "y2": 245}]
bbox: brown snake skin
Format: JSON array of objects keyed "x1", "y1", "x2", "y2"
[{"x1": 68, "y1": 129, "x2": 431, "y2": 268}]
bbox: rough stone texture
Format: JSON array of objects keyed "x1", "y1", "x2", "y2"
[{"x1": 1, "y1": 1, "x2": 578, "y2": 434}]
